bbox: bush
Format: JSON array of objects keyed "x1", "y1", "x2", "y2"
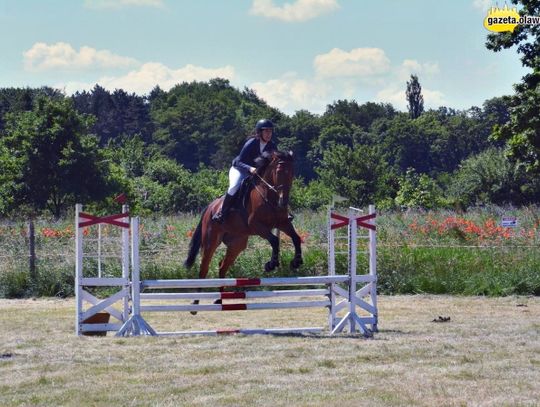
[
  {"x1": 290, "y1": 179, "x2": 333, "y2": 210},
  {"x1": 395, "y1": 168, "x2": 449, "y2": 209}
]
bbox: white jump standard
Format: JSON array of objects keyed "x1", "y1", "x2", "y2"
[
  {"x1": 75, "y1": 205, "x2": 378, "y2": 337},
  {"x1": 75, "y1": 204, "x2": 131, "y2": 336}
]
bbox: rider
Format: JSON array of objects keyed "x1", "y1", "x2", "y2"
[{"x1": 212, "y1": 119, "x2": 277, "y2": 223}]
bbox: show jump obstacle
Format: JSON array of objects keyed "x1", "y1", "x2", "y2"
[
  {"x1": 75, "y1": 205, "x2": 378, "y2": 337},
  {"x1": 75, "y1": 204, "x2": 131, "y2": 335}
]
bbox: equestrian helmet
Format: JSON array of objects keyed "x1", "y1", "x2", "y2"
[{"x1": 255, "y1": 119, "x2": 274, "y2": 132}]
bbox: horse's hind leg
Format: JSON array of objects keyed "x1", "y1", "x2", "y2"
[
  {"x1": 214, "y1": 236, "x2": 248, "y2": 305},
  {"x1": 191, "y1": 227, "x2": 223, "y2": 315}
]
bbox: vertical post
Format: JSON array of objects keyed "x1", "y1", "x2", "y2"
[
  {"x1": 28, "y1": 219, "x2": 36, "y2": 290},
  {"x1": 116, "y1": 215, "x2": 156, "y2": 336},
  {"x1": 97, "y1": 224, "x2": 102, "y2": 278},
  {"x1": 121, "y1": 205, "x2": 130, "y2": 322},
  {"x1": 131, "y1": 217, "x2": 141, "y2": 320},
  {"x1": 369, "y1": 205, "x2": 378, "y2": 332},
  {"x1": 75, "y1": 204, "x2": 83, "y2": 336},
  {"x1": 348, "y1": 215, "x2": 357, "y2": 333},
  {"x1": 327, "y1": 206, "x2": 336, "y2": 331}
]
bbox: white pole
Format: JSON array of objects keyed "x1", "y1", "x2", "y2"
[
  {"x1": 131, "y1": 217, "x2": 141, "y2": 319},
  {"x1": 369, "y1": 205, "x2": 378, "y2": 332},
  {"x1": 348, "y1": 214, "x2": 357, "y2": 333},
  {"x1": 75, "y1": 204, "x2": 83, "y2": 336},
  {"x1": 121, "y1": 205, "x2": 130, "y2": 322},
  {"x1": 116, "y1": 215, "x2": 156, "y2": 336},
  {"x1": 327, "y1": 206, "x2": 336, "y2": 331},
  {"x1": 97, "y1": 224, "x2": 102, "y2": 278}
]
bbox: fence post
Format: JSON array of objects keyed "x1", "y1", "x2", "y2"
[
  {"x1": 28, "y1": 218, "x2": 36, "y2": 290},
  {"x1": 369, "y1": 205, "x2": 378, "y2": 332},
  {"x1": 75, "y1": 204, "x2": 83, "y2": 336}
]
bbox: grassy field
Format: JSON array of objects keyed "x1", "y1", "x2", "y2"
[{"x1": 1, "y1": 295, "x2": 539, "y2": 406}]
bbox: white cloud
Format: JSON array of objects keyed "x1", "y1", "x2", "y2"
[
  {"x1": 250, "y1": 51, "x2": 445, "y2": 113},
  {"x1": 376, "y1": 86, "x2": 446, "y2": 110},
  {"x1": 84, "y1": 0, "x2": 164, "y2": 9},
  {"x1": 250, "y1": 0, "x2": 339, "y2": 22},
  {"x1": 24, "y1": 42, "x2": 138, "y2": 71},
  {"x1": 397, "y1": 59, "x2": 440, "y2": 81},
  {"x1": 251, "y1": 73, "x2": 331, "y2": 113},
  {"x1": 472, "y1": 0, "x2": 492, "y2": 11},
  {"x1": 423, "y1": 89, "x2": 447, "y2": 107},
  {"x1": 375, "y1": 58, "x2": 444, "y2": 110},
  {"x1": 61, "y1": 62, "x2": 235, "y2": 95},
  {"x1": 314, "y1": 47, "x2": 391, "y2": 78}
]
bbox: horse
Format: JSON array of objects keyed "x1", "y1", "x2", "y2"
[{"x1": 184, "y1": 150, "x2": 303, "y2": 310}]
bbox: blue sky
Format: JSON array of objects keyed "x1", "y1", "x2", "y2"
[{"x1": 0, "y1": 0, "x2": 528, "y2": 114}]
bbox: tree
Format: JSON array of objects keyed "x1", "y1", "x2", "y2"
[
  {"x1": 448, "y1": 148, "x2": 539, "y2": 206},
  {"x1": 278, "y1": 110, "x2": 321, "y2": 181},
  {"x1": 0, "y1": 87, "x2": 62, "y2": 132},
  {"x1": 0, "y1": 96, "x2": 114, "y2": 217},
  {"x1": 395, "y1": 168, "x2": 446, "y2": 209},
  {"x1": 323, "y1": 100, "x2": 396, "y2": 130},
  {"x1": 72, "y1": 85, "x2": 154, "y2": 145},
  {"x1": 316, "y1": 144, "x2": 396, "y2": 207},
  {"x1": 486, "y1": 0, "x2": 540, "y2": 173},
  {"x1": 374, "y1": 113, "x2": 434, "y2": 174},
  {"x1": 406, "y1": 74, "x2": 424, "y2": 119}
]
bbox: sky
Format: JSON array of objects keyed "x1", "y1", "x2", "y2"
[{"x1": 0, "y1": 0, "x2": 529, "y2": 115}]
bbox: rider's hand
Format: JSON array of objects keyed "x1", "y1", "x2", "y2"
[{"x1": 249, "y1": 167, "x2": 257, "y2": 174}]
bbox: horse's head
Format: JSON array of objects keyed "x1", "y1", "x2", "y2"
[{"x1": 256, "y1": 150, "x2": 295, "y2": 208}]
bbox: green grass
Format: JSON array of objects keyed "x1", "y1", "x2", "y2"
[
  {"x1": 1, "y1": 206, "x2": 539, "y2": 298},
  {"x1": 378, "y1": 246, "x2": 540, "y2": 296},
  {"x1": 1, "y1": 296, "x2": 539, "y2": 406}
]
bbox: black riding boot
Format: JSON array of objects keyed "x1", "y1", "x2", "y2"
[{"x1": 212, "y1": 193, "x2": 235, "y2": 223}]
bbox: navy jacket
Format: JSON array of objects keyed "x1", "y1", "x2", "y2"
[{"x1": 232, "y1": 137, "x2": 277, "y2": 174}]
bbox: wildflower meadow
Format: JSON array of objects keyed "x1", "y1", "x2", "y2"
[{"x1": 0, "y1": 206, "x2": 539, "y2": 298}]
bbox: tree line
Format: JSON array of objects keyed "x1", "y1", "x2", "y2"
[{"x1": 0, "y1": 74, "x2": 537, "y2": 218}]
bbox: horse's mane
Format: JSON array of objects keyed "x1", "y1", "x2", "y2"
[{"x1": 254, "y1": 150, "x2": 294, "y2": 175}]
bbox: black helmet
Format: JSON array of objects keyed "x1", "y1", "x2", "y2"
[{"x1": 255, "y1": 119, "x2": 274, "y2": 132}]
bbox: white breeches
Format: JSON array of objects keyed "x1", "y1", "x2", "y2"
[{"x1": 227, "y1": 166, "x2": 248, "y2": 195}]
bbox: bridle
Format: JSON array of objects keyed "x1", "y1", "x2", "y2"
[
  {"x1": 254, "y1": 172, "x2": 279, "y2": 194},
  {"x1": 253, "y1": 159, "x2": 291, "y2": 205}
]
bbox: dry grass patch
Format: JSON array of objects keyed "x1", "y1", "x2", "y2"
[{"x1": 0, "y1": 295, "x2": 539, "y2": 406}]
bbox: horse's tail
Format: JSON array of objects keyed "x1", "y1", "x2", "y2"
[{"x1": 184, "y1": 206, "x2": 207, "y2": 269}]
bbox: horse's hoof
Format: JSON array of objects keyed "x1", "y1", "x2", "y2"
[
  {"x1": 290, "y1": 257, "x2": 303, "y2": 269},
  {"x1": 265, "y1": 261, "x2": 278, "y2": 272},
  {"x1": 190, "y1": 300, "x2": 199, "y2": 315},
  {"x1": 213, "y1": 299, "x2": 222, "y2": 305}
]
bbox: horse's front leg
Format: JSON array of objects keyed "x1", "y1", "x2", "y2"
[
  {"x1": 252, "y1": 226, "x2": 279, "y2": 272},
  {"x1": 279, "y1": 220, "x2": 303, "y2": 269},
  {"x1": 263, "y1": 230, "x2": 279, "y2": 272}
]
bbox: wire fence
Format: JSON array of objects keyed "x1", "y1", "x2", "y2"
[{"x1": 1, "y1": 208, "x2": 539, "y2": 279}]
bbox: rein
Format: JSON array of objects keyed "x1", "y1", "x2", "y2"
[
  {"x1": 254, "y1": 172, "x2": 279, "y2": 193},
  {"x1": 252, "y1": 160, "x2": 288, "y2": 205}
]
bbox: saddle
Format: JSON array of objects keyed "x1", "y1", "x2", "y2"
[
  {"x1": 230, "y1": 176, "x2": 255, "y2": 216},
  {"x1": 229, "y1": 154, "x2": 271, "y2": 218}
]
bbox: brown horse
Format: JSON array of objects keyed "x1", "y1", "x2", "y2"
[{"x1": 184, "y1": 150, "x2": 303, "y2": 292}]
